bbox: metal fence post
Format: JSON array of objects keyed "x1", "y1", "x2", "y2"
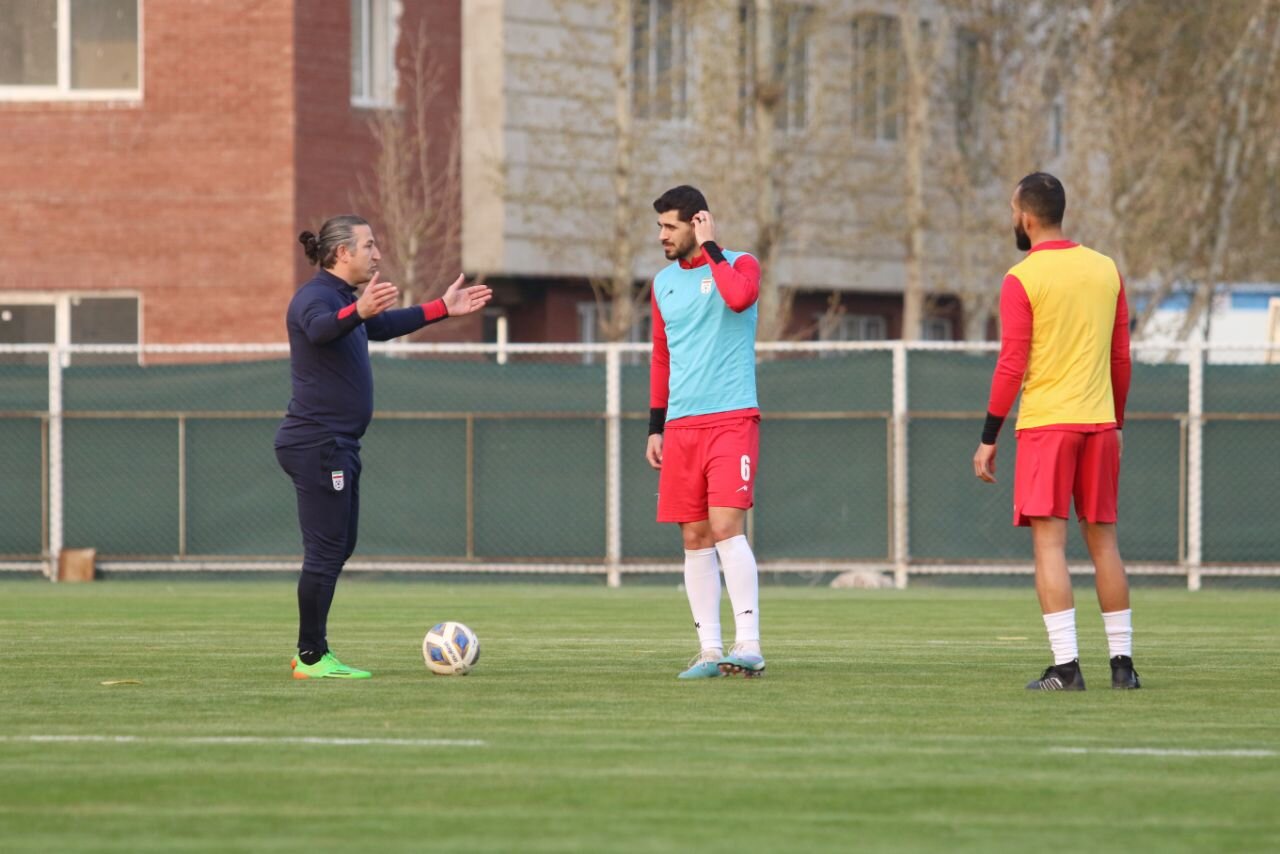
[
  {"x1": 47, "y1": 344, "x2": 64, "y2": 582},
  {"x1": 496, "y1": 315, "x2": 508, "y2": 366},
  {"x1": 1186, "y1": 338, "x2": 1204, "y2": 591},
  {"x1": 605, "y1": 345, "x2": 622, "y2": 588},
  {"x1": 177, "y1": 414, "x2": 187, "y2": 558},
  {"x1": 892, "y1": 342, "x2": 909, "y2": 589},
  {"x1": 465, "y1": 414, "x2": 475, "y2": 559}
]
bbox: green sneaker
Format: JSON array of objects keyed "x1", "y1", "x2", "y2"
[{"x1": 291, "y1": 652, "x2": 371, "y2": 680}]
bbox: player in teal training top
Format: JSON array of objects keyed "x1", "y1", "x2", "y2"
[{"x1": 645, "y1": 185, "x2": 766, "y2": 679}]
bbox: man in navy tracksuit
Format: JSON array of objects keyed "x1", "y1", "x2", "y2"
[{"x1": 276, "y1": 214, "x2": 491, "y2": 679}]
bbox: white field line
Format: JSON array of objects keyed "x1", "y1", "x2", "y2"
[
  {"x1": 0, "y1": 735, "x2": 483, "y2": 748},
  {"x1": 1050, "y1": 747, "x2": 1275, "y2": 758}
]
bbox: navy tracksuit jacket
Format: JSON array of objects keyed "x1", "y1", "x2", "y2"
[{"x1": 275, "y1": 268, "x2": 446, "y2": 580}]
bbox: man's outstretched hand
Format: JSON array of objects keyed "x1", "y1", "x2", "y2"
[{"x1": 441, "y1": 274, "x2": 493, "y2": 317}]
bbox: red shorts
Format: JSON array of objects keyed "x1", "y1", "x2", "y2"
[
  {"x1": 1013, "y1": 428, "x2": 1120, "y2": 527},
  {"x1": 657, "y1": 416, "x2": 759, "y2": 523}
]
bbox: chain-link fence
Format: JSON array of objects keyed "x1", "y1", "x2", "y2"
[{"x1": 1, "y1": 341, "x2": 1276, "y2": 587}]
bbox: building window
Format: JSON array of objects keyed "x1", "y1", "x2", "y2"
[
  {"x1": 954, "y1": 28, "x2": 982, "y2": 144},
  {"x1": 632, "y1": 0, "x2": 688, "y2": 121},
  {"x1": 851, "y1": 13, "x2": 902, "y2": 142},
  {"x1": 773, "y1": 4, "x2": 811, "y2": 131},
  {"x1": 0, "y1": 294, "x2": 141, "y2": 365},
  {"x1": 1049, "y1": 99, "x2": 1065, "y2": 158},
  {"x1": 351, "y1": 0, "x2": 397, "y2": 107},
  {"x1": 922, "y1": 316, "x2": 953, "y2": 341},
  {"x1": 737, "y1": 1, "x2": 756, "y2": 128},
  {"x1": 0, "y1": 0, "x2": 140, "y2": 100},
  {"x1": 817, "y1": 312, "x2": 887, "y2": 343},
  {"x1": 577, "y1": 302, "x2": 651, "y2": 364},
  {"x1": 1042, "y1": 68, "x2": 1066, "y2": 159},
  {"x1": 738, "y1": 2, "x2": 809, "y2": 131}
]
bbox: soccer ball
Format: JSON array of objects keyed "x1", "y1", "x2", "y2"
[{"x1": 422, "y1": 621, "x2": 480, "y2": 675}]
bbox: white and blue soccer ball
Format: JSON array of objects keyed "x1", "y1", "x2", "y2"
[{"x1": 422, "y1": 621, "x2": 480, "y2": 675}]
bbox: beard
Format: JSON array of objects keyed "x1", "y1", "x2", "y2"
[
  {"x1": 1014, "y1": 224, "x2": 1032, "y2": 252},
  {"x1": 664, "y1": 237, "x2": 695, "y2": 261}
]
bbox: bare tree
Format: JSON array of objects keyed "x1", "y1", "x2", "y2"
[
  {"x1": 497, "y1": 0, "x2": 655, "y2": 344},
  {"x1": 899, "y1": 2, "x2": 952, "y2": 341},
  {"x1": 1101, "y1": 0, "x2": 1280, "y2": 341},
  {"x1": 924, "y1": 1, "x2": 1081, "y2": 339},
  {"x1": 354, "y1": 22, "x2": 464, "y2": 310}
]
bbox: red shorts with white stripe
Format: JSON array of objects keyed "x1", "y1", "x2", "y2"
[
  {"x1": 656, "y1": 415, "x2": 759, "y2": 524},
  {"x1": 1013, "y1": 428, "x2": 1120, "y2": 527}
]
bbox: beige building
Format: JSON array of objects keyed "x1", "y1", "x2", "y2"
[{"x1": 456, "y1": 0, "x2": 1066, "y2": 341}]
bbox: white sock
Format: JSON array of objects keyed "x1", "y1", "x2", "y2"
[
  {"x1": 715, "y1": 535, "x2": 760, "y2": 648},
  {"x1": 1102, "y1": 608, "x2": 1133, "y2": 658},
  {"x1": 683, "y1": 548, "x2": 722, "y2": 652},
  {"x1": 1042, "y1": 608, "x2": 1078, "y2": 665}
]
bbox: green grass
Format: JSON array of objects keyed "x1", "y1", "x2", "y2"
[{"x1": 1, "y1": 579, "x2": 1277, "y2": 853}]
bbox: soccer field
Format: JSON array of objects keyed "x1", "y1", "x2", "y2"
[{"x1": 2, "y1": 580, "x2": 1277, "y2": 853}]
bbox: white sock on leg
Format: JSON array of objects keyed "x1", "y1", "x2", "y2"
[
  {"x1": 683, "y1": 547, "x2": 722, "y2": 652},
  {"x1": 715, "y1": 535, "x2": 760, "y2": 649},
  {"x1": 1102, "y1": 608, "x2": 1133, "y2": 658},
  {"x1": 1042, "y1": 608, "x2": 1078, "y2": 665}
]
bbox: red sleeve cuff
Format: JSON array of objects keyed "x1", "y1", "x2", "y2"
[
  {"x1": 422, "y1": 299, "x2": 448, "y2": 323},
  {"x1": 337, "y1": 303, "x2": 359, "y2": 321}
]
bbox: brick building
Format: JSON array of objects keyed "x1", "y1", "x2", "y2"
[
  {"x1": 0, "y1": 0, "x2": 472, "y2": 357},
  {"x1": 1, "y1": 0, "x2": 988, "y2": 355}
]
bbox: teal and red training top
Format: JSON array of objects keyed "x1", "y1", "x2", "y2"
[{"x1": 650, "y1": 242, "x2": 761, "y2": 429}]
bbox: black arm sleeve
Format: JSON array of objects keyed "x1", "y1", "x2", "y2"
[
  {"x1": 648, "y1": 407, "x2": 667, "y2": 435},
  {"x1": 981, "y1": 412, "x2": 1005, "y2": 445}
]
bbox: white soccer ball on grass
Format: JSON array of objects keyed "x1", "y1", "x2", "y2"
[{"x1": 422, "y1": 621, "x2": 480, "y2": 675}]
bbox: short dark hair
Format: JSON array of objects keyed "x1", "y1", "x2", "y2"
[
  {"x1": 1015, "y1": 172, "x2": 1066, "y2": 225},
  {"x1": 653, "y1": 185, "x2": 708, "y2": 222},
  {"x1": 299, "y1": 215, "x2": 369, "y2": 268}
]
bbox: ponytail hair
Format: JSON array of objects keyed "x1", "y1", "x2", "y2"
[{"x1": 298, "y1": 214, "x2": 369, "y2": 268}]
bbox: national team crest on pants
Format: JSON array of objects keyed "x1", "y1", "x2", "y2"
[{"x1": 331, "y1": 470, "x2": 345, "y2": 491}]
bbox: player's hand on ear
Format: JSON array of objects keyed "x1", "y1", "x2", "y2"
[{"x1": 691, "y1": 210, "x2": 716, "y2": 246}]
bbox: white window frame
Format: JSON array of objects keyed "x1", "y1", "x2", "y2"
[
  {"x1": 0, "y1": 291, "x2": 142, "y2": 366},
  {"x1": 0, "y1": 0, "x2": 143, "y2": 102},
  {"x1": 350, "y1": 0, "x2": 399, "y2": 108},
  {"x1": 632, "y1": 0, "x2": 690, "y2": 123}
]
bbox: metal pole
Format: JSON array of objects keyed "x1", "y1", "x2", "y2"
[
  {"x1": 465, "y1": 415, "x2": 475, "y2": 559},
  {"x1": 892, "y1": 342, "x2": 909, "y2": 589},
  {"x1": 1186, "y1": 339, "x2": 1204, "y2": 591},
  {"x1": 47, "y1": 345, "x2": 64, "y2": 582},
  {"x1": 177, "y1": 415, "x2": 187, "y2": 558},
  {"x1": 496, "y1": 315, "x2": 508, "y2": 366},
  {"x1": 605, "y1": 345, "x2": 622, "y2": 588}
]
